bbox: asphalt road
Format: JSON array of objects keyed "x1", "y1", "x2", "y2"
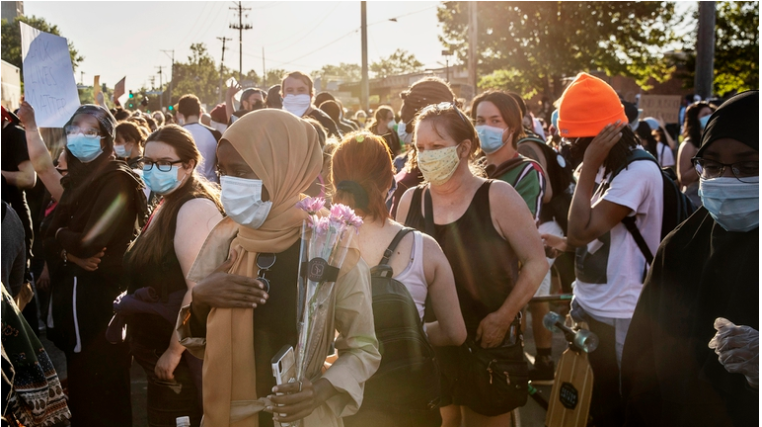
[{"x1": 40, "y1": 305, "x2": 571, "y2": 427}]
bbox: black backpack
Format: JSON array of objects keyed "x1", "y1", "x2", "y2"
[
  {"x1": 603, "y1": 149, "x2": 696, "y2": 266},
  {"x1": 362, "y1": 228, "x2": 440, "y2": 411}
]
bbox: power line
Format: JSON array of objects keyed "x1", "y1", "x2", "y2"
[
  {"x1": 229, "y1": 1, "x2": 252, "y2": 81},
  {"x1": 268, "y1": 2, "x2": 342, "y2": 50}
]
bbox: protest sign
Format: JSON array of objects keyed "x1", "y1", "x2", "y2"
[
  {"x1": 639, "y1": 94, "x2": 681, "y2": 124},
  {"x1": 20, "y1": 22, "x2": 80, "y2": 128}
]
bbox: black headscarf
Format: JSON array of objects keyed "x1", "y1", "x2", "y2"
[{"x1": 697, "y1": 90, "x2": 759, "y2": 157}]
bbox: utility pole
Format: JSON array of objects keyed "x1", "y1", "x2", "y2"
[
  {"x1": 80, "y1": 71, "x2": 85, "y2": 86},
  {"x1": 468, "y1": 1, "x2": 478, "y2": 95},
  {"x1": 360, "y1": 1, "x2": 369, "y2": 112},
  {"x1": 161, "y1": 50, "x2": 175, "y2": 107},
  {"x1": 229, "y1": 1, "x2": 252, "y2": 82},
  {"x1": 217, "y1": 36, "x2": 232, "y2": 103},
  {"x1": 695, "y1": 1, "x2": 716, "y2": 99},
  {"x1": 149, "y1": 76, "x2": 156, "y2": 90},
  {"x1": 155, "y1": 65, "x2": 164, "y2": 110},
  {"x1": 262, "y1": 47, "x2": 266, "y2": 88}
]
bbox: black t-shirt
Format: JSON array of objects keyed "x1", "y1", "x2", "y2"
[
  {"x1": 307, "y1": 109, "x2": 342, "y2": 139},
  {"x1": 228, "y1": 109, "x2": 251, "y2": 126},
  {"x1": 1, "y1": 123, "x2": 33, "y2": 261}
]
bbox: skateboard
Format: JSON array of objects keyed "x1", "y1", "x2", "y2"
[{"x1": 543, "y1": 311, "x2": 597, "y2": 427}]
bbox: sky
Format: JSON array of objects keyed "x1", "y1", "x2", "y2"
[{"x1": 23, "y1": 1, "x2": 446, "y2": 94}]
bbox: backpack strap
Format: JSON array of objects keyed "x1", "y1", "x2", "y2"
[
  {"x1": 424, "y1": 186, "x2": 435, "y2": 237},
  {"x1": 378, "y1": 228, "x2": 415, "y2": 266},
  {"x1": 622, "y1": 216, "x2": 654, "y2": 267}
]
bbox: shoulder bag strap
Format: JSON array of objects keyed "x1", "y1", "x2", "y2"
[{"x1": 378, "y1": 228, "x2": 415, "y2": 266}]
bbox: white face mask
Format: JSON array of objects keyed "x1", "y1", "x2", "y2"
[
  {"x1": 282, "y1": 94, "x2": 311, "y2": 117},
  {"x1": 699, "y1": 176, "x2": 759, "y2": 232},
  {"x1": 220, "y1": 176, "x2": 273, "y2": 229},
  {"x1": 417, "y1": 145, "x2": 461, "y2": 186},
  {"x1": 114, "y1": 144, "x2": 131, "y2": 158}
]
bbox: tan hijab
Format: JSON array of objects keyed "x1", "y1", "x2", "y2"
[{"x1": 203, "y1": 110, "x2": 330, "y2": 426}]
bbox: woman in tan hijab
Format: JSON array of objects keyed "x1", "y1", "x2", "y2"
[{"x1": 176, "y1": 109, "x2": 380, "y2": 427}]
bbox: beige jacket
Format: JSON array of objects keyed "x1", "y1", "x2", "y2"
[{"x1": 177, "y1": 217, "x2": 380, "y2": 426}]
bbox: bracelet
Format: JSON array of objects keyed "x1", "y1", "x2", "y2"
[{"x1": 60, "y1": 249, "x2": 67, "y2": 263}]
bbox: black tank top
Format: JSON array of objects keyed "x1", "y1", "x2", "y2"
[
  {"x1": 405, "y1": 181, "x2": 519, "y2": 335},
  {"x1": 124, "y1": 197, "x2": 198, "y2": 350}
]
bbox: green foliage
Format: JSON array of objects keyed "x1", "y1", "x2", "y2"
[
  {"x1": 714, "y1": 1, "x2": 758, "y2": 94},
  {"x1": 262, "y1": 69, "x2": 287, "y2": 88},
  {"x1": 370, "y1": 49, "x2": 423, "y2": 78},
  {"x1": 168, "y1": 43, "x2": 260, "y2": 106},
  {"x1": 1, "y1": 15, "x2": 83, "y2": 75},
  {"x1": 438, "y1": 2, "x2": 679, "y2": 98},
  {"x1": 311, "y1": 63, "x2": 362, "y2": 86}
]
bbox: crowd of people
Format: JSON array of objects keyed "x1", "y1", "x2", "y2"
[{"x1": 1, "y1": 69, "x2": 757, "y2": 427}]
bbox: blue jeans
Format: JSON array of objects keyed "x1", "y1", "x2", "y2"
[{"x1": 130, "y1": 341, "x2": 203, "y2": 427}]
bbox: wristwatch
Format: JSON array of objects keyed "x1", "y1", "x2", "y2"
[{"x1": 60, "y1": 249, "x2": 68, "y2": 263}]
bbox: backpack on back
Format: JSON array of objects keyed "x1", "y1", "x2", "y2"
[
  {"x1": 606, "y1": 149, "x2": 696, "y2": 265},
  {"x1": 362, "y1": 228, "x2": 440, "y2": 411}
]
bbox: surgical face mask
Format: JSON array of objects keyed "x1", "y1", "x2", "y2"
[
  {"x1": 66, "y1": 134, "x2": 103, "y2": 163},
  {"x1": 397, "y1": 122, "x2": 412, "y2": 145},
  {"x1": 417, "y1": 145, "x2": 461, "y2": 186},
  {"x1": 282, "y1": 94, "x2": 311, "y2": 117},
  {"x1": 220, "y1": 176, "x2": 273, "y2": 229},
  {"x1": 476, "y1": 125, "x2": 506, "y2": 154},
  {"x1": 387, "y1": 118, "x2": 396, "y2": 131},
  {"x1": 143, "y1": 165, "x2": 183, "y2": 195},
  {"x1": 114, "y1": 144, "x2": 131, "y2": 158},
  {"x1": 176, "y1": 114, "x2": 186, "y2": 126},
  {"x1": 699, "y1": 176, "x2": 759, "y2": 232},
  {"x1": 699, "y1": 115, "x2": 711, "y2": 130}
]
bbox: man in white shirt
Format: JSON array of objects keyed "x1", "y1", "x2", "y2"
[
  {"x1": 175, "y1": 95, "x2": 222, "y2": 183},
  {"x1": 549, "y1": 73, "x2": 664, "y2": 427}
]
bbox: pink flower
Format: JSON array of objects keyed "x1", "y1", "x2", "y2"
[
  {"x1": 296, "y1": 197, "x2": 325, "y2": 215},
  {"x1": 315, "y1": 216, "x2": 331, "y2": 236}
]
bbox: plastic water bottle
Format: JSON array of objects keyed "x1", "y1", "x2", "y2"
[{"x1": 176, "y1": 416, "x2": 191, "y2": 427}]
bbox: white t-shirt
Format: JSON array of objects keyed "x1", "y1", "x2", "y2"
[
  {"x1": 184, "y1": 123, "x2": 219, "y2": 183},
  {"x1": 573, "y1": 149, "x2": 664, "y2": 319},
  {"x1": 657, "y1": 142, "x2": 675, "y2": 168}
]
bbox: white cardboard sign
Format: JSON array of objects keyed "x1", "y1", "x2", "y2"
[{"x1": 20, "y1": 22, "x2": 80, "y2": 128}]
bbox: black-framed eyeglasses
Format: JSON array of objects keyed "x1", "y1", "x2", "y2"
[
  {"x1": 138, "y1": 158, "x2": 184, "y2": 172},
  {"x1": 691, "y1": 157, "x2": 759, "y2": 183},
  {"x1": 419, "y1": 102, "x2": 470, "y2": 127},
  {"x1": 256, "y1": 253, "x2": 276, "y2": 293}
]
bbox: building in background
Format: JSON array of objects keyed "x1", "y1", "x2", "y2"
[{"x1": 1, "y1": 1, "x2": 24, "y2": 22}]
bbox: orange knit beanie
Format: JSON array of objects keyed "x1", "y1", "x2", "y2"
[{"x1": 557, "y1": 73, "x2": 628, "y2": 138}]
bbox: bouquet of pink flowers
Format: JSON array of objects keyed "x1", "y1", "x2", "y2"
[{"x1": 294, "y1": 197, "x2": 363, "y2": 390}]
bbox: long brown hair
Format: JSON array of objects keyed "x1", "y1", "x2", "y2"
[
  {"x1": 125, "y1": 125, "x2": 222, "y2": 271},
  {"x1": 331, "y1": 132, "x2": 395, "y2": 221}
]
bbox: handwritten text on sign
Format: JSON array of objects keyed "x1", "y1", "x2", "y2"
[{"x1": 20, "y1": 22, "x2": 80, "y2": 128}]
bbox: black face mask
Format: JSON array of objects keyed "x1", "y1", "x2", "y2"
[{"x1": 569, "y1": 137, "x2": 593, "y2": 166}]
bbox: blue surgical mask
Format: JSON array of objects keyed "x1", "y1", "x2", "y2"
[
  {"x1": 397, "y1": 122, "x2": 412, "y2": 145},
  {"x1": 699, "y1": 176, "x2": 759, "y2": 232},
  {"x1": 114, "y1": 144, "x2": 131, "y2": 158},
  {"x1": 143, "y1": 165, "x2": 183, "y2": 195},
  {"x1": 220, "y1": 176, "x2": 273, "y2": 229},
  {"x1": 475, "y1": 125, "x2": 506, "y2": 154},
  {"x1": 66, "y1": 134, "x2": 103, "y2": 162},
  {"x1": 699, "y1": 115, "x2": 711, "y2": 130}
]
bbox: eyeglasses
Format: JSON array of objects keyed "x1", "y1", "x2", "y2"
[
  {"x1": 138, "y1": 158, "x2": 184, "y2": 172},
  {"x1": 692, "y1": 157, "x2": 759, "y2": 183},
  {"x1": 419, "y1": 102, "x2": 470, "y2": 127},
  {"x1": 256, "y1": 253, "x2": 276, "y2": 293},
  {"x1": 64, "y1": 125, "x2": 101, "y2": 137}
]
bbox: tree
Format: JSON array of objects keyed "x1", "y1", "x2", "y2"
[
  {"x1": 370, "y1": 49, "x2": 423, "y2": 78},
  {"x1": 1, "y1": 15, "x2": 84, "y2": 75},
  {"x1": 311, "y1": 63, "x2": 362, "y2": 87},
  {"x1": 677, "y1": 2, "x2": 758, "y2": 96},
  {"x1": 438, "y1": 2, "x2": 680, "y2": 98},
  {"x1": 262, "y1": 69, "x2": 287, "y2": 88}
]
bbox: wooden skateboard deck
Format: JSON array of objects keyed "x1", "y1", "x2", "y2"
[{"x1": 544, "y1": 348, "x2": 593, "y2": 427}]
